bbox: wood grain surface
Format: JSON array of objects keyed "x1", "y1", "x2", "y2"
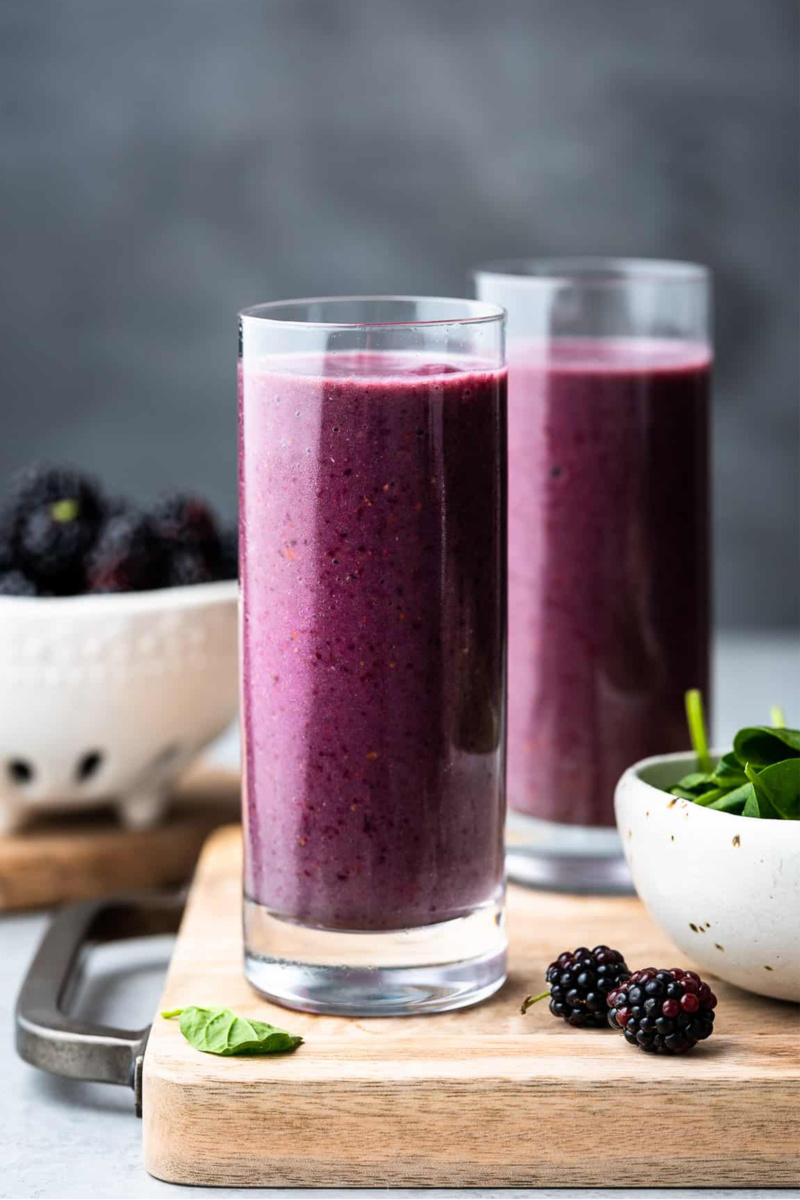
[
  {"x1": 0, "y1": 765, "x2": 239, "y2": 910},
  {"x1": 143, "y1": 824, "x2": 800, "y2": 1187}
]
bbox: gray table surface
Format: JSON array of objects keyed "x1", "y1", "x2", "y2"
[{"x1": 2, "y1": 631, "x2": 798, "y2": 1200}]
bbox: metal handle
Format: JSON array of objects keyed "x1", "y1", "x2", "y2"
[{"x1": 15, "y1": 891, "x2": 184, "y2": 1116}]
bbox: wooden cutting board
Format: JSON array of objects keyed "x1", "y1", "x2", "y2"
[
  {"x1": 143, "y1": 825, "x2": 800, "y2": 1188},
  {"x1": 0, "y1": 765, "x2": 239, "y2": 910}
]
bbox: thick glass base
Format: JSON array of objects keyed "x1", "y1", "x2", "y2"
[
  {"x1": 243, "y1": 896, "x2": 507, "y2": 1015},
  {"x1": 506, "y1": 811, "x2": 634, "y2": 895}
]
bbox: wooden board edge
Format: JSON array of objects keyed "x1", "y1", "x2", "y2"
[{"x1": 142, "y1": 1070, "x2": 800, "y2": 1187}]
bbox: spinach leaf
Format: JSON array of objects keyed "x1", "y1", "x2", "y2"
[
  {"x1": 671, "y1": 753, "x2": 747, "y2": 799},
  {"x1": 162, "y1": 1007, "x2": 303, "y2": 1056},
  {"x1": 669, "y1": 771, "x2": 718, "y2": 801},
  {"x1": 705, "y1": 761, "x2": 800, "y2": 820},
  {"x1": 674, "y1": 772, "x2": 714, "y2": 790},
  {"x1": 743, "y1": 764, "x2": 782, "y2": 819},
  {"x1": 742, "y1": 788, "x2": 762, "y2": 818},
  {"x1": 669, "y1": 692, "x2": 798, "y2": 820},
  {"x1": 707, "y1": 781, "x2": 753, "y2": 814},
  {"x1": 710, "y1": 751, "x2": 748, "y2": 789},
  {"x1": 733, "y1": 726, "x2": 800, "y2": 769},
  {"x1": 687, "y1": 786, "x2": 727, "y2": 807},
  {"x1": 748, "y1": 758, "x2": 800, "y2": 820}
]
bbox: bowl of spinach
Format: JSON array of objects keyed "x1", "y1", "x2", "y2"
[{"x1": 614, "y1": 692, "x2": 800, "y2": 1002}]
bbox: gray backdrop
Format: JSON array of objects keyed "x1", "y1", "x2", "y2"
[{"x1": 1, "y1": 0, "x2": 797, "y2": 629}]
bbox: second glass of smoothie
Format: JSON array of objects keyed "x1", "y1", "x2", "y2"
[
  {"x1": 475, "y1": 260, "x2": 711, "y2": 893},
  {"x1": 239, "y1": 296, "x2": 507, "y2": 1014}
]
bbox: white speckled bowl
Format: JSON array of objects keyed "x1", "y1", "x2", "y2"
[
  {"x1": 615, "y1": 751, "x2": 800, "y2": 1002},
  {"x1": 0, "y1": 581, "x2": 238, "y2": 833}
]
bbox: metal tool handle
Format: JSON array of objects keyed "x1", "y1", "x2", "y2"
[{"x1": 15, "y1": 891, "x2": 184, "y2": 1115}]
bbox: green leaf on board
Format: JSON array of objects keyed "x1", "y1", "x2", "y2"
[{"x1": 162, "y1": 1006, "x2": 303, "y2": 1056}]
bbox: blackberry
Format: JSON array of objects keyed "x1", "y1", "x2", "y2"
[
  {"x1": 87, "y1": 513, "x2": 169, "y2": 593},
  {"x1": 218, "y1": 524, "x2": 238, "y2": 580},
  {"x1": 9, "y1": 465, "x2": 103, "y2": 592},
  {"x1": 608, "y1": 967, "x2": 717, "y2": 1053},
  {"x1": 151, "y1": 493, "x2": 220, "y2": 559},
  {"x1": 521, "y1": 945, "x2": 631, "y2": 1028},
  {"x1": 0, "y1": 570, "x2": 38, "y2": 597},
  {"x1": 167, "y1": 549, "x2": 215, "y2": 588}
]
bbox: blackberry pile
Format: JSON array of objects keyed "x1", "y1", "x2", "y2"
[
  {"x1": 521, "y1": 945, "x2": 631, "y2": 1028},
  {"x1": 87, "y1": 512, "x2": 169, "y2": 593},
  {"x1": 0, "y1": 465, "x2": 238, "y2": 597},
  {"x1": 607, "y1": 967, "x2": 717, "y2": 1054}
]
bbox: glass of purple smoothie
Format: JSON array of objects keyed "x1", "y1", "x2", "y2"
[
  {"x1": 238, "y1": 296, "x2": 508, "y2": 1013},
  {"x1": 474, "y1": 260, "x2": 711, "y2": 894}
]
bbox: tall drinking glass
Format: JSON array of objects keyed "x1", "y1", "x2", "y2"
[
  {"x1": 239, "y1": 297, "x2": 508, "y2": 1013},
  {"x1": 474, "y1": 260, "x2": 711, "y2": 892}
]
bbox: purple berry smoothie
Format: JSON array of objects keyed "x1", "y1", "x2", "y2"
[
  {"x1": 507, "y1": 338, "x2": 711, "y2": 826},
  {"x1": 239, "y1": 352, "x2": 507, "y2": 931}
]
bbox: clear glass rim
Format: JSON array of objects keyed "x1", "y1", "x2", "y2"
[
  {"x1": 239, "y1": 294, "x2": 505, "y2": 329},
  {"x1": 473, "y1": 256, "x2": 709, "y2": 286}
]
